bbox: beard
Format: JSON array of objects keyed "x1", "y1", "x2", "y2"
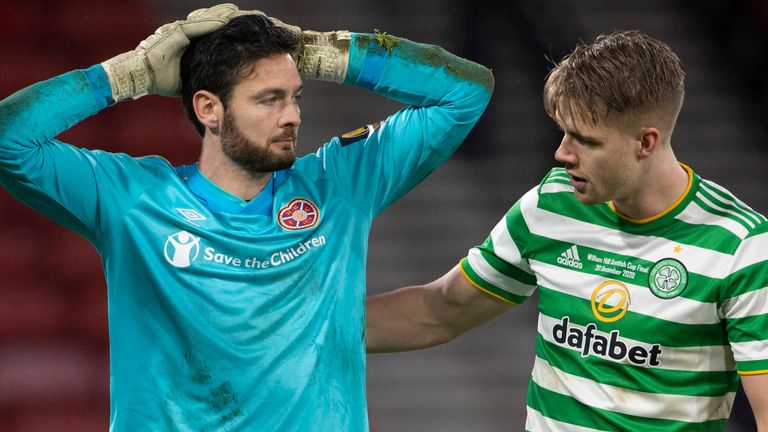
[{"x1": 220, "y1": 110, "x2": 297, "y2": 173}]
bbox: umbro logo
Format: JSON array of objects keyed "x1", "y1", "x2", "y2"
[
  {"x1": 557, "y1": 245, "x2": 583, "y2": 269},
  {"x1": 176, "y1": 208, "x2": 207, "y2": 222}
]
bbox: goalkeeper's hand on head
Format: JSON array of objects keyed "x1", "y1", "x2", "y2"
[
  {"x1": 100, "y1": 1, "x2": 353, "y2": 100},
  {"x1": 100, "y1": 3, "x2": 299, "y2": 102}
]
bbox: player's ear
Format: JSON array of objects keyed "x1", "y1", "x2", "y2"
[
  {"x1": 193, "y1": 90, "x2": 223, "y2": 134},
  {"x1": 637, "y1": 127, "x2": 660, "y2": 158}
]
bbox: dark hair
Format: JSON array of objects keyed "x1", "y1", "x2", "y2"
[
  {"x1": 181, "y1": 14, "x2": 301, "y2": 136},
  {"x1": 544, "y1": 30, "x2": 685, "y2": 129}
]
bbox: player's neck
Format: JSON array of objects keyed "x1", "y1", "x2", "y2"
[
  {"x1": 197, "y1": 147, "x2": 272, "y2": 202},
  {"x1": 612, "y1": 155, "x2": 689, "y2": 221}
]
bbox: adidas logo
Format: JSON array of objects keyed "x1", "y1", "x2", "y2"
[{"x1": 557, "y1": 245, "x2": 584, "y2": 269}]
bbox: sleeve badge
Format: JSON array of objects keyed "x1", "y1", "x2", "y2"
[{"x1": 339, "y1": 121, "x2": 381, "y2": 146}]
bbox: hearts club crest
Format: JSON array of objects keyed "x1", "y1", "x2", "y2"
[{"x1": 277, "y1": 198, "x2": 320, "y2": 230}]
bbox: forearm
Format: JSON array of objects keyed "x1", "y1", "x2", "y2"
[
  {"x1": 366, "y1": 267, "x2": 515, "y2": 353},
  {"x1": 345, "y1": 33, "x2": 492, "y2": 167},
  {"x1": 0, "y1": 66, "x2": 112, "y2": 169},
  {"x1": 742, "y1": 374, "x2": 768, "y2": 430},
  {"x1": 366, "y1": 286, "x2": 461, "y2": 353},
  {"x1": 345, "y1": 33, "x2": 493, "y2": 108},
  {"x1": 300, "y1": 30, "x2": 493, "y2": 118}
]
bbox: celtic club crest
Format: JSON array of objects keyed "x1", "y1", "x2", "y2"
[
  {"x1": 277, "y1": 198, "x2": 320, "y2": 230},
  {"x1": 648, "y1": 258, "x2": 688, "y2": 299}
]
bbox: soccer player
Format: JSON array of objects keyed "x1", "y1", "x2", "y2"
[
  {"x1": 0, "y1": 4, "x2": 493, "y2": 431},
  {"x1": 366, "y1": 30, "x2": 768, "y2": 431}
]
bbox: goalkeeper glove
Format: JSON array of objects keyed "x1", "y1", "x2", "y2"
[
  {"x1": 101, "y1": 3, "x2": 266, "y2": 101},
  {"x1": 297, "y1": 30, "x2": 352, "y2": 83}
]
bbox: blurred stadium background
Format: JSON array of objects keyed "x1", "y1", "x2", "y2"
[{"x1": 0, "y1": 0, "x2": 766, "y2": 430}]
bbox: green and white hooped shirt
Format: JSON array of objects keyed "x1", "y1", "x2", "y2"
[{"x1": 461, "y1": 165, "x2": 768, "y2": 432}]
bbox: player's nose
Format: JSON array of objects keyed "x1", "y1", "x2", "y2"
[{"x1": 555, "y1": 135, "x2": 576, "y2": 165}]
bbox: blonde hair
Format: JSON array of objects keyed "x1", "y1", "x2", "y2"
[{"x1": 544, "y1": 30, "x2": 685, "y2": 131}]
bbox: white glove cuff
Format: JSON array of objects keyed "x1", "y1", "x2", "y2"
[
  {"x1": 101, "y1": 51, "x2": 153, "y2": 102},
  {"x1": 297, "y1": 31, "x2": 351, "y2": 83}
]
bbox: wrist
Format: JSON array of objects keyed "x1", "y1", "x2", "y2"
[
  {"x1": 100, "y1": 50, "x2": 152, "y2": 102},
  {"x1": 297, "y1": 30, "x2": 351, "y2": 83}
]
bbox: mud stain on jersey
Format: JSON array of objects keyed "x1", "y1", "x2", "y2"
[
  {"x1": 184, "y1": 352, "x2": 242, "y2": 428},
  {"x1": 184, "y1": 351, "x2": 213, "y2": 385},
  {"x1": 208, "y1": 381, "x2": 243, "y2": 426}
]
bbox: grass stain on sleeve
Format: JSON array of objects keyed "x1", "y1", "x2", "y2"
[{"x1": 354, "y1": 32, "x2": 493, "y2": 92}]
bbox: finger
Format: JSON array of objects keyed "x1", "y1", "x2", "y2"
[
  {"x1": 186, "y1": 3, "x2": 238, "y2": 20},
  {"x1": 230, "y1": 10, "x2": 268, "y2": 19}
]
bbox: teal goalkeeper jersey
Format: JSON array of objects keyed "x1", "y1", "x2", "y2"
[
  {"x1": 461, "y1": 166, "x2": 768, "y2": 432},
  {"x1": 0, "y1": 34, "x2": 493, "y2": 431}
]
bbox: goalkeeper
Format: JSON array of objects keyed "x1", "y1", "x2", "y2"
[{"x1": 0, "y1": 4, "x2": 493, "y2": 431}]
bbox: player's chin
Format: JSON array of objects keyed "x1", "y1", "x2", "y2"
[
  {"x1": 279, "y1": 148, "x2": 296, "y2": 162},
  {"x1": 573, "y1": 190, "x2": 603, "y2": 206},
  {"x1": 272, "y1": 152, "x2": 297, "y2": 170}
]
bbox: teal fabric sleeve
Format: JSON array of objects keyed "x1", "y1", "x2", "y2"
[
  {"x1": 0, "y1": 65, "x2": 135, "y2": 243},
  {"x1": 318, "y1": 32, "x2": 494, "y2": 217}
]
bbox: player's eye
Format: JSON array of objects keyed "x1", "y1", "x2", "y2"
[{"x1": 261, "y1": 96, "x2": 279, "y2": 106}]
